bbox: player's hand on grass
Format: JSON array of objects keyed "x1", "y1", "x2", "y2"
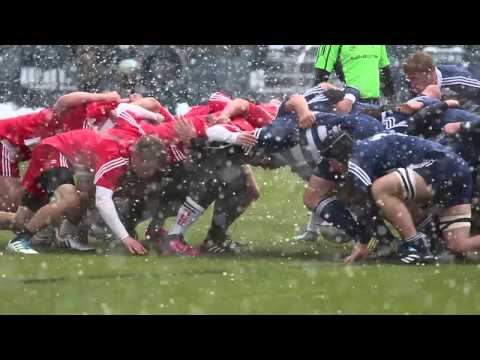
[
  {"x1": 298, "y1": 110, "x2": 316, "y2": 128},
  {"x1": 336, "y1": 99, "x2": 353, "y2": 114},
  {"x1": 345, "y1": 243, "x2": 369, "y2": 263},
  {"x1": 235, "y1": 131, "x2": 258, "y2": 147},
  {"x1": 443, "y1": 122, "x2": 462, "y2": 136},
  {"x1": 174, "y1": 116, "x2": 197, "y2": 144},
  {"x1": 122, "y1": 236, "x2": 148, "y2": 255}
]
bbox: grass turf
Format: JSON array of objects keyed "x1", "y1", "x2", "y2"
[{"x1": 1, "y1": 167, "x2": 480, "y2": 314}]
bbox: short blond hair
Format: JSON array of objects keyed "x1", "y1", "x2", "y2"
[
  {"x1": 133, "y1": 135, "x2": 168, "y2": 164},
  {"x1": 403, "y1": 51, "x2": 435, "y2": 75}
]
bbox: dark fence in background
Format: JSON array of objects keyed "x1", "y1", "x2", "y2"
[{"x1": 0, "y1": 45, "x2": 478, "y2": 111}]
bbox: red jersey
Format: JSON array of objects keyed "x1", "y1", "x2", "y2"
[
  {"x1": 0, "y1": 101, "x2": 117, "y2": 152},
  {"x1": 53, "y1": 100, "x2": 118, "y2": 132},
  {"x1": 42, "y1": 129, "x2": 131, "y2": 191},
  {"x1": 142, "y1": 115, "x2": 208, "y2": 164},
  {"x1": 0, "y1": 109, "x2": 55, "y2": 150},
  {"x1": 205, "y1": 92, "x2": 278, "y2": 128},
  {"x1": 246, "y1": 102, "x2": 278, "y2": 128},
  {"x1": 208, "y1": 92, "x2": 232, "y2": 112},
  {"x1": 185, "y1": 105, "x2": 210, "y2": 117},
  {"x1": 41, "y1": 104, "x2": 149, "y2": 190},
  {"x1": 183, "y1": 93, "x2": 231, "y2": 117},
  {"x1": 158, "y1": 104, "x2": 176, "y2": 123}
]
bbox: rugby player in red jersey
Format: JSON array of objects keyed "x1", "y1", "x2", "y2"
[{"x1": 5, "y1": 103, "x2": 167, "y2": 255}]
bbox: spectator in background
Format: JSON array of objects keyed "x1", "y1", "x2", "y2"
[
  {"x1": 71, "y1": 46, "x2": 121, "y2": 93},
  {"x1": 314, "y1": 45, "x2": 394, "y2": 113}
]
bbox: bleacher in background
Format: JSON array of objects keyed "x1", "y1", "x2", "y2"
[{"x1": 0, "y1": 45, "x2": 478, "y2": 109}]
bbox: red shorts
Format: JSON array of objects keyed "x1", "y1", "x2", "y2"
[
  {"x1": 0, "y1": 141, "x2": 20, "y2": 178},
  {"x1": 22, "y1": 144, "x2": 70, "y2": 197}
]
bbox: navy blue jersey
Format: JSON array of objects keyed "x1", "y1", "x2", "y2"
[
  {"x1": 381, "y1": 96, "x2": 439, "y2": 134},
  {"x1": 277, "y1": 86, "x2": 335, "y2": 116},
  {"x1": 382, "y1": 97, "x2": 480, "y2": 167},
  {"x1": 381, "y1": 110, "x2": 410, "y2": 133},
  {"x1": 307, "y1": 112, "x2": 383, "y2": 152},
  {"x1": 382, "y1": 95, "x2": 480, "y2": 139},
  {"x1": 303, "y1": 85, "x2": 336, "y2": 113},
  {"x1": 255, "y1": 108, "x2": 382, "y2": 155},
  {"x1": 348, "y1": 132, "x2": 472, "y2": 207},
  {"x1": 438, "y1": 134, "x2": 480, "y2": 169},
  {"x1": 437, "y1": 64, "x2": 480, "y2": 104},
  {"x1": 277, "y1": 85, "x2": 364, "y2": 116}
]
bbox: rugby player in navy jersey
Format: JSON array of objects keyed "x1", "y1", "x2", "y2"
[
  {"x1": 404, "y1": 51, "x2": 480, "y2": 109},
  {"x1": 317, "y1": 130, "x2": 480, "y2": 264}
]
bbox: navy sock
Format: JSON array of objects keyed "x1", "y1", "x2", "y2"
[
  {"x1": 404, "y1": 232, "x2": 430, "y2": 252},
  {"x1": 17, "y1": 228, "x2": 34, "y2": 240},
  {"x1": 314, "y1": 197, "x2": 366, "y2": 243}
]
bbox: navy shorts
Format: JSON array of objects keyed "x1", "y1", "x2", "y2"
[{"x1": 412, "y1": 154, "x2": 473, "y2": 207}]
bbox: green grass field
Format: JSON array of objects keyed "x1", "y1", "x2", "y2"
[{"x1": 2, "y1": 168, "x2": 480, "y2": 314}]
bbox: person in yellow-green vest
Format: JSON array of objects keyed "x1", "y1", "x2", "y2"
[{"x1": 314, "y1": 45, "x2": 394, "y2": 113}]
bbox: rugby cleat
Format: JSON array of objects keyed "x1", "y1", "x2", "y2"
[
  {"x1": 6, "y1": 236, "x2": 39, "y2": 255},
  {"x1": 399, "y1": 233, "x2": 434, "y2": 265},
  {"x1": 144, "y1": 227, "x2": 168, "y2": 254},
  {"x1": 161, "y1": 235, "x2": 200, "y2": 257},
  {"x1": 292, "y1": 230, "x2": 319, "y2": 243},
  {"x1": 30, "y1": 226, "x2": 56, "y2": 247},
  {"x1": 57, "y1": 235, "x2": 96, "y2": 252},
  {"x1": 55, "y1": 221, "x2": 96, "y2": 252},
  {"x1": 200, "y1": 235, "x2": 248, "y2": 255},
  {"x1": 318, "y1": 225, "x2": 351, "y2": 244}
]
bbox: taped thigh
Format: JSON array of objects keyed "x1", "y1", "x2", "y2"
[
  {"x1": 394, "y1": 168, "x2": 416, "y2": 200},
  {"x1": 439, "y1": 213, "x2": 472, "y2": 232}
]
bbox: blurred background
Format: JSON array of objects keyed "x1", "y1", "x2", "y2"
[{"x1": 0, "y1": 45, "x2": 478, "y2": 111}]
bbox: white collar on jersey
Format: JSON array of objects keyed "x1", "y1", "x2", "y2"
[{"x1": 435, "y1": 67, "x2": 443, "y2": 87}]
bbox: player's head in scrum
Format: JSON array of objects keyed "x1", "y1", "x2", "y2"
[
  {"x1": 130, "y1": 135, "x2": 169, "y2": 179},
  {"x1": 403, "y1": 51, "x2": 437, "y2": 95}
]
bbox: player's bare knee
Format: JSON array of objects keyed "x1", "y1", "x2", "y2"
[
  {"x1": 371, "y1": 180, "x2": 389, "y2": 206},
  {"x1": 304, "y1": 190, "x2": 326, "y2": 210},
  {"x1": 248, "y1": 186, "x2": 261, "y2": 201},
  {"x1": 441, "y1": 211, "x2": 472, "y2": 254},
  {"x1": 372, "y1": 174, "x2": 403, "y2": 204},
  {"x1": 447, "y1": 235, "x2": 470, "y2": 254},
  {"x1": 55, "y1": 184, "x2": 81, "y2": 209}
]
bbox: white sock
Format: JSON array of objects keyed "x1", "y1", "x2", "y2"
[
  {"x1": 168, "y1": 197, "x2": 206, "y2": 236},
  {"x1": 306, "y1": 212, "x2": 318, "y2": 233},
  {"x1": 306, "y1": 212, "x2": 330, "y2": 233}
]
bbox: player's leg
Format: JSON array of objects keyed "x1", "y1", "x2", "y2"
[
  {"x1": 434, "y1": 161, "x2": 480, "y2": 254},
  {"x1": 0, "y1": 142, "x2": 25, "y2": 228},
  {"x1": 370, "y1": 169, "x2": 434, "y2": 263},
  {"x1": 0, "y1": 177, "x2": 23, "y2": 212},
  {"x1": 303, "y1": 165, "x2": 366, "y2": 244},
  {"x1": 25, "y1": 182, "x2": 81, "y2": 233},
  {"x1": 437, "y1": 204, "x2": 478, "y2": 254},
  {"x1": 270, "y1": 145, "x2": 327, "y2": 243},
  {"x1": 144, "y1": 163, "x2": 191, "y2": 252},
  {"x1": 201, "y1": 165, "x2": 257, "y2": 254},
  {"x1": 7, "y1": 146, "x2": 79, "y2": 254},
  {"x1": 162, "y1": 157, "x2": 222, "y2": 256}
]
